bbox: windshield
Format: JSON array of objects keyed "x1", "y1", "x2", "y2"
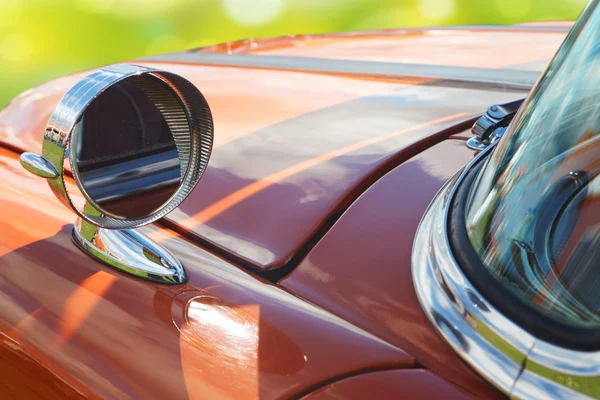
[{"x1": 466, "y1": 0, "x2": 600, "y2": 329}]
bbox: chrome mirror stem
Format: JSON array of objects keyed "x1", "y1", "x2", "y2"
[{"x1": 72, "y1": 216, "x2": 188, "y2": 284}]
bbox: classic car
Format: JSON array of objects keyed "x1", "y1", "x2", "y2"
[{"x1": 0, "y1": 0, "x2": 597, "y2": 398}]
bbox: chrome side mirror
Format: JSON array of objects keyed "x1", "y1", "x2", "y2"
[{"x1": 20, "y1": 64, "x2": 213, "y2": 284}]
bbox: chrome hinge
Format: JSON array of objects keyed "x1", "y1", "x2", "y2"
[{"x1": 467, "y1": 98, "x2": 524, "y2": 151}]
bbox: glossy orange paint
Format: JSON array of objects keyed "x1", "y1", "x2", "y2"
[
  {"x1": 175, "y1": 112, "x2": 468, "y2": 228},
  {"x1": 0, "y1": 66, "x2": 426, "y2": 155},
  {"x1": 303, "y1": 370, "x2": 472, "y2": 399},
  {"x1": 0, "y1": 147, "x2": 415, "y2": 398},
  {"x1": 0, "y1": 25, "x2": 572, "y2": 398},
  {"x1": 200, "y1": 26, "x2": 567, "y2": 70},
  {"x1": 0, "y1": 26, "x2": 565, "y2": 273},
  {"x1": 163, "y1": 81, "x2": 526, "y2": 271},
  {"x1": 281, "y1": 139, "x2": 504, "y2": 399},
  {"x1": 56, "y1": 271, "x2": 117, "y2": 345},
  {"x1": 0, "y1": 70, "x2": 517, "y2": 271}
]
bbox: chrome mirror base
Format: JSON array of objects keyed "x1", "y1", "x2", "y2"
[{"x1": 72, "y1": 218, "x2": 188, "y2": 284}]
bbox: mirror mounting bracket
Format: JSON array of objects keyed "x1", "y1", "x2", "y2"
[{"x1": 72, "y1": 216, "x2": 188, "y2": 284}]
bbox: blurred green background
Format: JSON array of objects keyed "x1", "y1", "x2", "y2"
[{"x1": 0, "y1": 0, "x2": 589, "y2": 107}]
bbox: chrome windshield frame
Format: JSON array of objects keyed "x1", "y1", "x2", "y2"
[{"x1": 412, "y1": 144, "x2": 600, "y2": 399}]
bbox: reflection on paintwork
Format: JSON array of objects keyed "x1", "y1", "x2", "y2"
[
  {"x1": 166, "y1": 83, "x2": 520, "y2": 270},
  {"x1": 282, "y1": 140, "x2": 503, "y2": 399},
  {"x1": 177, "y1": 112, "x2": 467, "y2": 226},
  {"x1": 57, "y1": 271, "x2": 117, "y2": 345},
  {"x1": 176, "y1": 293, "x2": 308, "y2": 375},
  {"x1": 167, "y1": 209, "x2": 277, "y2": 266},
  {"x1": 0, "y1": 324, "x2": 93, "y2": 399},
  {"x1": 174, "y1": 293, "x2": 308, "y2": 399},
  {"x1": 0, "y1": 27, "x2": 570, "y2": 397},
  {"x1": 0, "y1": 147, "x2": 412, "y2": 398},
  {"x1": 202, "y1": 28, "x2": 566, "y2": 71},
  {"x1": 177, "y1": 295, "x2": 260, "y2": 399},
  {"x1": 186, "y1": 298, "x2": 258, "y2": 343},
  {"x1": 0, "y1": 31, "x2": 561, "y2": 271},
  {"x1": 168, "y1": 110, "x2": 470, "y2": 265},
  {"x1": 303, "y1": 369, "x2": 473, "y2": 399}
]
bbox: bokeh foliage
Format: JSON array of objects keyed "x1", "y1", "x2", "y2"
[{"x1": 0, "y1": 0, "x2": 589, "y2": 107}]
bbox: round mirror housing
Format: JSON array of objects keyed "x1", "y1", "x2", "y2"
[
  {"x1": 41, "y1": 64, "x2": 213, "y2": 229},
  {"x1": 19, "y1": 64, "x2": 214, "y2": 284}
]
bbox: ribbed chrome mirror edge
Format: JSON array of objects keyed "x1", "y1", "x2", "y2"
[{"x1": 37, "y1": 64, "x2": 214, "y2": 230}]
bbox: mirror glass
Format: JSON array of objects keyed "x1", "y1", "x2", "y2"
[{"x1": 71, "y1": 75, "x2": 185, "y2": 219}]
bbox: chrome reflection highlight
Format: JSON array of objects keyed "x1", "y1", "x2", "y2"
[
  {"x1": 182, "y1": 296, "x2": 259, "y2": 362},
  {"x1": 19, "y1": 152, "x2": 59, "y2": 178},
  {"x1": 412, "y1": 146, "x2": 534, "y2": 395},
  {"x1": 465, "y1": 136, "x2": 488, "y2": 151},
  {"x1": 412, "y1": 145, "x2": 600, "y2": 399},
  {"x1": 72, "y1": 218, "x2": 187, "y2": 284},
  {"x1": 40, "y1": 64, "x2": 213, "y2": 230}
]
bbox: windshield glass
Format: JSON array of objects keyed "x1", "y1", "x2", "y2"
[{"x1": 466, "y1": 0, "x2": 600, "y2": 328}]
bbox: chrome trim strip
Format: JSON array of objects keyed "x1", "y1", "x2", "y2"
[
  {"x1": 412, "y1": 146, "x2": 600, "y2": 399},
  {"x1": 412, "y1": 146, "x2": 535, "y2": 394},
  {"x1": 140, "y1": 53, "x2": 540, "y2": 91}
]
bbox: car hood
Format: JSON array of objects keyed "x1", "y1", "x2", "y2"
[{"x1": 0, "y1": 25, "x2": 567, "y2": 272}]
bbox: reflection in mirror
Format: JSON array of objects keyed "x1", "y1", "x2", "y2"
[{"x1": 72, "y1": 75, "x2": 186, "y2": 219}]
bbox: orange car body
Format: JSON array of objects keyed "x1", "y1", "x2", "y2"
[{"x1": 0, "y1": 23, "x2": 571, "y2": 399}]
